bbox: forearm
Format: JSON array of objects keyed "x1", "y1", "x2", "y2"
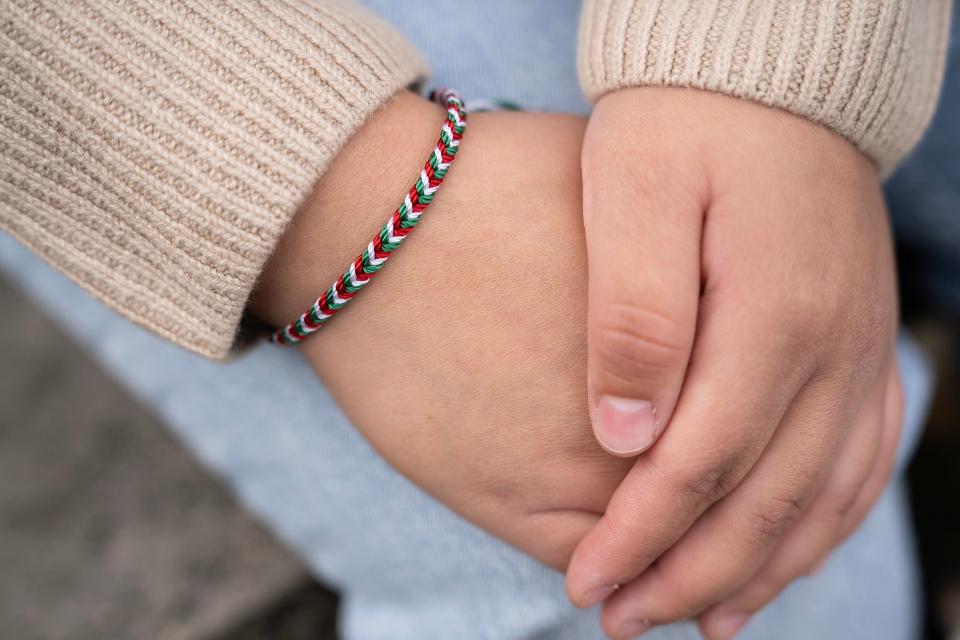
[
  {"x1": 578, "y1": 0, "x2": 953, "y2": 176},
  {"x1": 252, "y1": 101, "x2": 636, "y2": 570},
  {"x1": 0, "y1": 0, "x2": 426, "y2": 358},
  {"x1": 249, "y1": 91, "x2": 445, "y2": 329}
]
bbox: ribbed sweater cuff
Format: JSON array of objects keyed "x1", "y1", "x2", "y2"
[
  {"x1": 578, "y1": 0, "x2": 952, "y2": 176},
  {"x1": 1, "y1": 0, "x2": 427, "y2": 358}
]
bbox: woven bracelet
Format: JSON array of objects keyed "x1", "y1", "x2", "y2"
[{"x1": 270, "y1": 89, "x2": 467, "y2": 345}]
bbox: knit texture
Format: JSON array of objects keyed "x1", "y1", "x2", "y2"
[
  {"x1": 0, "y1": 0, "x2": 427, "y2": 358},
  {"x1": 0, "y1": 1, "x2": 952, "y2": 359},
  {"x1": 272, "y1": 90, "x2": 466, "y2": 346},
  {"x1": 578, "y1": 0, "x2": 953, "y2": 176}
]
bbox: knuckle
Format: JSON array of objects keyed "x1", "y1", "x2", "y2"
[
  {"x1": 668, "y1": 454, "x2": 743, "y2": 505},
  {"x1": 833, "y1": 304, "x2": 892, "y2": 373},
  {"x1": 668, "y1": 587, "x2": 710, "y2": 621},
  {"x1": 750, "y1": 496, "x2": 805, "y2": 545},
  {"x1": 779, "y1": 296, "x2": 828, "y2": 353},
  {"x1": 784, "y1": 288, "x2": 824, "y2": 325},
  {"x1": 821, "y1": 483, "x2": 863, "y2": 521},
  {"x1": 593, "y1": 302, "x2": 689, "y2": 382},
  {"x1": 652, "y1": 569, "x2": 715, "y2": 622},
  {"x1": 785, "y1": 278, "x2": 895, "y2": 374},
  {"x1": 746, "y1": 574, "x2": 788, "y2": 604},
  {"x1": 598, "y1": 510, "x2": 657, "y2": 570}
]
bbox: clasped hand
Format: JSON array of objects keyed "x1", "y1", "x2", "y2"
[{"x1": 252, "y1": 88, "x2": 903, "y2": 640}]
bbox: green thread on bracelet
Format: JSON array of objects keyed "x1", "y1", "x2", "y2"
[{"x1": 271, "y1": 89, "x2": 467, "y2": 346}]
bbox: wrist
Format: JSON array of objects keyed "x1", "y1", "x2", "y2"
[{"x1": 250, "y1": 90, "x2": 444, "y2": 328}]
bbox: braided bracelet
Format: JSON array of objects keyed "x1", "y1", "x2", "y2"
[{"x1": 270, "y1": 89, "x2": 467, "y2": 345}]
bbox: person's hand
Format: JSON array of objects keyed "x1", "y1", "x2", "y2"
[
  {"x1": 566, "y1": 86, "x2": 904, "y2": 639},
  {"x1": 251, "y1": 92, "x2": 634, "y2": 569}
]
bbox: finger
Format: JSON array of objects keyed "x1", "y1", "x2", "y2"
[
  {"x1": 599, "y1": 370, "x2": 866, "y2": 638},
  {"x1": 697, "y1": 364, "x2": 893, "y2": 640},
  {"x1": 837, "y1": 362, "x2": 903, "y2": 541},
  {"x1": 582, "y1": 96, "x2": 707, "y2": 456},
  {"x1": 566, "y1": 288, "x2": 811, "y2": 608}
]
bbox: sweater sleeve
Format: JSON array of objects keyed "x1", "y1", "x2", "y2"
[
  {"x1": 0, "y1": 0, "x2": 427, "y2": 358},
  {"x1": 577, "y1": 0, "x2": 952, "y2": 177}
]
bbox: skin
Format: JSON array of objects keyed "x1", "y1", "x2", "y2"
[
  {"x1": 569, "y1": 87, "x2": 903, "y2": 639},
  {"x1": 251, "y1": 92, "x2": 633, "y2": 570},
  {"x1": 252, "y1": 89, "x2": 904, "y2": 639}
]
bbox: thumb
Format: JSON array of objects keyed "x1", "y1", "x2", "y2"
[{"x1": 582, "y1": 115, "x2": 705, "y2": 456}]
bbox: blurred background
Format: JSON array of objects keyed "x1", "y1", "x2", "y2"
[{"x1": 0, "y1": 274, "x2": 339, "y2": 639}]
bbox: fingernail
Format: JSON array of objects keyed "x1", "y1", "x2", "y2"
[
  {"x1": 617, "y1": 618, "x2": 652, "y2": 639},
  {"x1": 582, "y1": 584, "x2": 617, "y2": 608},
  {"x1": 714, "y1": 613, "x2": 751, "y2": 640},
  {"x1": 596, "y1": 396, "x2": 657, "y2": 454}
]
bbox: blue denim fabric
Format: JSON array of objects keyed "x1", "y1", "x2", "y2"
[{"x1": 0, "y1": 1, "x2": 943, "y2": 637}]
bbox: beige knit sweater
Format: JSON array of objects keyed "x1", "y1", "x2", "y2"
[{"x1": 0, "y1": 0, "x2": 952, "y2": 358}]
